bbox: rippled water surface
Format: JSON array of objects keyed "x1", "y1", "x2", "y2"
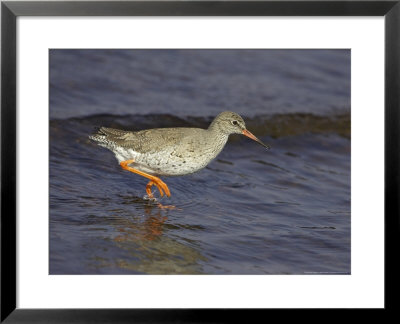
[{"x1": 50, "y1": 50, "x2": 350, "y2": 274}]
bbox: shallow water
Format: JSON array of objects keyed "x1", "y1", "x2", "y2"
[{"x1": 49, "y1": 49, "x2": 350, "y2": 274}]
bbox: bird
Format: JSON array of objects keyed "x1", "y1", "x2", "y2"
[{"x1": 89, "y1": 111, "x2": 270, "y2": 200}]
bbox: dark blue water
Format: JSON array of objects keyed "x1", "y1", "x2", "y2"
[{"x1": 49, "y1": 49, "x2": 350, "y2": 274}]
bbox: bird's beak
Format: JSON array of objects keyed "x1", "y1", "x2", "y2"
[{"x1": 242, "y1": 129, "x2": 270, "y2": 150}]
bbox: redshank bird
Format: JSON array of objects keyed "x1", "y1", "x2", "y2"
[{"x1": 89, "y1": 111, "x2": 270, "y2": 199}]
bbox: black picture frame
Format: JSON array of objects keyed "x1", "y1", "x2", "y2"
[{"x1": 1, "y1": 0, "x2": 399, "y2": 322}]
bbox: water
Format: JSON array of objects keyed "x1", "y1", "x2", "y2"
[{"x1": 49, "y1": 49, "x2": 350, "y2": 274}]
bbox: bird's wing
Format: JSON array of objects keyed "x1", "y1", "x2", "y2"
[{"x1": 91, "y1": 126, "x2": 204, "y2": 153}]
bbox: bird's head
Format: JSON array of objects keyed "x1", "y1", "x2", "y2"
[{"x1": 210, "y1": 111, "x2": 270, "y2": 150}]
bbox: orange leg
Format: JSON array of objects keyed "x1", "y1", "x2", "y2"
[
  {"x1": 146, "y1": 181, "x2": 179, "y2": 209},
  {"x1": 120, "y1": 159, "x2": 171, "y2": 197},
  {"x1": 146, "y1": 180, "x2": 164, "y2": 198}
]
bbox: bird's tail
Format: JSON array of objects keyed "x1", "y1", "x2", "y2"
[{"x1": 89, "y1": 127, "x2": 132, "y2": 148}]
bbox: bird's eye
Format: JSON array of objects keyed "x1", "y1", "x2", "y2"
[{"x1": 232, "y1": 120, "x2": 238, "y2": 126}]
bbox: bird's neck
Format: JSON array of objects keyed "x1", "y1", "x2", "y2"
[
  {"x1": 207, "y1": 125, "x2": 230, "y2": 151},
  {"x1": 208, "y1": 121, "x2": 226, "y2": 135}
]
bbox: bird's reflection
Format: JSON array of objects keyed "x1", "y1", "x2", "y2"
[
  {"x1": 90, "y1": 196, "x2": 207, "y2": 274},
  {"x1": 113, "y1": 199, "x2": 169, "y2": 242}
]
